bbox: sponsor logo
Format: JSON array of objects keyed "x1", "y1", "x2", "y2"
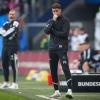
[
  {"x1": 63, "y1": 61, "x2": 67, "y2": 64},
  {"x1": 78, "y1": 82, "x2": 100, "y2": 87},
  {"x1": 60, "y1": 81, "x2": 67, "y2": 86},
  {"x1": 59, "y1": 45, "x2": 62, "y2": 48}
]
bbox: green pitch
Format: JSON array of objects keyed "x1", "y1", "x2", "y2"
[{"x1": 0, "y1": 76, "x2": 100, "y2": 100}]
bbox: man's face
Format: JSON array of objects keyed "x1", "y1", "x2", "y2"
[
  {"x1": 52, "y1": 8, "x2": 61, "y2": 16},
  {"x1": 8, "y1": 10, "x2": 16, "y2": 21},
  {"x1": 73, "y1": 28, "x2": 80, "y2": 36}
]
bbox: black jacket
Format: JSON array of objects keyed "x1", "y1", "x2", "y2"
[
  {"x1": 44, "y1": 15, "x2": 70, "y2": 50},
  {"x1": 2, "y1": 20, "x2": 19, "y2": 53}
]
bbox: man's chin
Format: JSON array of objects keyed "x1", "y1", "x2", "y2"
[{"x1": 9, "y1": 19, "x2": 14, "y2": 21}]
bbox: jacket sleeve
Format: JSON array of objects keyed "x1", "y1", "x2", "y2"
[
  {"x1": 0, "y1": 28, "x2": 6, "y2": 36},
  {"x1": 0, "y1": 22, "x2": 9, "y2": 36},
  {"x1": 44, "y1": 20, "x2": 54, "y2": 34},
  {"x1": 2, "y1": 21, "x2": 19, "y2": 37},
  {"x1": 2, "y1": 22, "x2": 10, "y2": 30},
  {"x1": 52, "y1": 19, "x2": 70, "y2": 38}
]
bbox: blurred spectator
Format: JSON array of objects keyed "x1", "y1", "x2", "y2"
[
  {"x1": 78, "y1": 27, "x2": 89, "y2": 44},
  {"x1": 78, "y1": 27, "x2": 89, "y2": 51},
  {"x1": 70, "y1": 27, "x2": 81, "y2": 51},
  {"x1": 79, "y1": 43, "x2": 100, "y2": 73},
  {"x1": 94, "y1": 7, "x2": 100, "y2": 50},
  {"x1": 40, "y1": 34, "x2": 48, "y2": 49},
  {"x1": 7, "y1": 0, "x2": 18, "y2": 10},
  {"x1": 70, "y1": 59, "x2": 82, "y2": 73},
  {"x1": 70, "y1": 27, "x2": 89, "y2": 51}
]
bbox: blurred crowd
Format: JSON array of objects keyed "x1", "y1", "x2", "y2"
[{"x1": 0, "y1": 0, "x2": 58, "y2": 21}]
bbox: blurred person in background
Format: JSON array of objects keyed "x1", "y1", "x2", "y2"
[
  {"x1": 79, "y1": 42, "x2": 99, "y2": 73},
  {"x1": 40, "y1": 34, "x2": 48, "y2": 49},
  {"x1": 95, "y1": 7, "x2": 100, "y2": 50},
  {"x1": 7, "y1": 0, "x2": 18, "y2": 10},
  {"x1": 44, "y1": 3, "x2": 73, "y2": 99},
  {"x1": 70, "y1": 27, "x2": 89, "y2": 51},
  {"x1": 70, "y1": 27, "x2": 81, "y2": 51},
  {"x1": 78, "y1": 27, "x2": 89, "y2": 45},
  {"x1": 0, "y1": 9, "x2": 19, "y2": 89},
  {"x1": 78, "y1": 27, "x2": 89, "y2": 51},
  {"x1": 69, "y1": 59, "x2": 82, "y2": 74}
]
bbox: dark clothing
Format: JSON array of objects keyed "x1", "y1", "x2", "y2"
[
  {"x1": 49, "y1": 50, "x2": 71, "y2": 90},
  {"x1": 79, "y1": 48, "x2": 97, "y2": 70},
  {"x1": 44, "y1": 15, "x2": 70, "y2": 50},
  {"x1": 80, "y1": 48, "x2": 96, "y2": 63},
  {"x1": 44, "y1": 15, "x2": 72, "y2": 90},
  {"x1": 3, "y1": 20, "x2": 19, "y2": 53},
  {"x1": 2, "y1": 49, "x2": 17, "y2": 82},
  {"x1": 1, "y1": 20, "x2": 19, "y2": 82}
]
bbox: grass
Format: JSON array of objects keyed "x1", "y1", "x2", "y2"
[
  {"x1": 0, "y1": 91, "x2": 27, "y2": 100},
  {"x1": 0, "y1": 75, "x2": 100, "y2": 100}
]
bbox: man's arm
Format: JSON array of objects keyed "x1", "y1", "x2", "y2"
[
  {"x1": 51, "y1": 19, "x2": 70, "y2": 38},
  {"x1": 0, "y1": 28, "x2": 6, "y2": 36},
  {"x1": 0, "y1": 22, "x2": 9, "y2": 36},
  {"x1": 2, "y1": 21, "x2": 19, "y2": 37},
  {"x1": 44, "y1": 20, "x2": 54, "y2": 34}
]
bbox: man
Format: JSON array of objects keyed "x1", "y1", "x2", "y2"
[
  {"x1": 0, "y1": 9, "x2": 19, "y2": 89},
  {"x1": 79, "y1": 43, "x2": 98, "y2": 73},
  {"x1": 44, "y1": 3, "x2": 73, "y2": 99}
]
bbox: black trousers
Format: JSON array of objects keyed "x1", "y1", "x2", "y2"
[
  {"x1": 49, "y1": 49, "x2": 72, "y2": 90},
  {"x1": 2, "y1": 48, "x2": 18, "y2": 82}
]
